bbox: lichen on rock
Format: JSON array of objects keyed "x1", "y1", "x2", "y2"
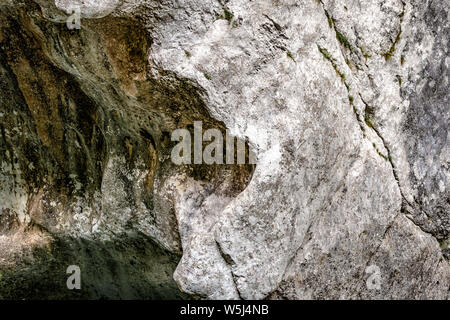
[{"x1": 0, "y1": 0, "x2": 448, "y2": 300}]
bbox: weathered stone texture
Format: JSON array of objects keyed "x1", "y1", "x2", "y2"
[{"x1": 0, "y1": 0, "x2": 448, "y2": 299}]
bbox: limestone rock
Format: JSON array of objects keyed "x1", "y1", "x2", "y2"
[{"x1": 0, "y1": 0, "x2": 448, "y2": 299}]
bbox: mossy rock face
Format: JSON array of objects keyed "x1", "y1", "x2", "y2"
[
  {"x1": 0, "y1": 232, "x2": 189, "y2": 300},
  {"x1": 0, "y1": 0, "x2": 448, "y2": 301}
]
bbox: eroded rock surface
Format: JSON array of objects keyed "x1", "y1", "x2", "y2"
[{"x1": 0, "y1": 0, "x2": 448, "y2": 299}]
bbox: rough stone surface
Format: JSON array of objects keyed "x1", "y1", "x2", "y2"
[{"x1": 0, "y1": 0, "x2": 448, "y2": 299}]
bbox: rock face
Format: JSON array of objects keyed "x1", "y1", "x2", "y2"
[{"x1": 0, "y1": 0, "x2": 448, "y2": 299}]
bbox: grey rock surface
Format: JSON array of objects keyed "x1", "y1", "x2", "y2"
[{"x1": 0, "y1": 0, "x2": 448, "y2": 299}]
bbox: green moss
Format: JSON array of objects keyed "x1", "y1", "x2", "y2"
[
  {"x1": 348, "y1": 95, "x2": 354, "y2": 104},
  {"x1": 344, "y1": 81, "x2": 350, "y2": 91},
  {"x1": 286, "y1": 51, "x2": 295, "y2": 61},
  {"x1": 359, "y1": 46, "x2": 372, "y2": 59},
  {"x1": 383, "y1": 1, "x2": 405, "y2": 61},
  {"x1": 318, "y1": 45, "x2": 332, "y2": 61},
  {"x1": 353, "y1": 105, "x2": 360, "y2": 118},
  {"x1": 184, "y1": 50, "x2": 191, "y2": 58},
  {"x1": 222, "y1": 8, "x2": 234, "y2": 24},
  {"x1": 337, "y1": 70, "x2": 346, "y2": 82},
  {"x1": 336, "y1": 30, "x2": 353, "y2": 52},
  {"x1": 383, "y1": 30, "x2": 402, "y2": 60},
  {"x1": 322, "y1": 10, "x2": 353, "y2": 52},
  {"x1": 382, "y1": 49, "x2": 393, "y2": 60},
  {"x1": 399, "y1": 5, "x2": 405, "y2": 18},
  {"x1": 203, "y1": 73, "x2": 212, "y2": 80},
  {"x1": 317, "y1": 45, "x2": 349, "y2": 89},
  {"x1": 364, "y1": 114, "x2": 374, "y2": 129},
  {"x1": 371, "y1": 143, "x2": 388, "y2": 160},
  {"x1": 324, "y1": 9, "x2": 334, "y2": 28}
]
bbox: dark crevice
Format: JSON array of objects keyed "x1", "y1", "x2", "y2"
[
  {"x1": 215, "y1": 240, "x2": 243, "y2": 300},
  {"x1": 358, "y1": 95, "x2": 443, "y2": 245},
  {"x1": 382, "y1": 1, "x2": 406, "y2": 60}
]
